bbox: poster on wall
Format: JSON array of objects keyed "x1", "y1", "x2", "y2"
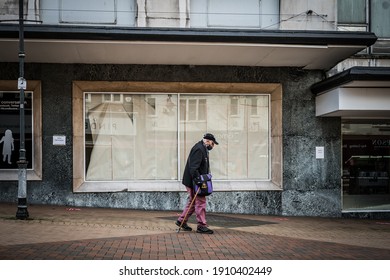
[{"x1": 0, "y1": 91, "x2": 33, "y2": 169}]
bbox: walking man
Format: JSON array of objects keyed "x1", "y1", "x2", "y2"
[{"x1": 176, "y1": 133, "x2": 218, "y2": 234}]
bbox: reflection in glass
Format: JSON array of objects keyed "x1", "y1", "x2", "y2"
[
  {"x1": 0, "y1": 91, "x2": 33, "y2": 170},
  {"x1": 342, "y1": 122, "x2": 390, "y2": 211}
]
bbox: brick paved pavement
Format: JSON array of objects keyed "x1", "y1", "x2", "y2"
[{"x1": 0, "y1": 203, "x2": 389, "y2": 260}]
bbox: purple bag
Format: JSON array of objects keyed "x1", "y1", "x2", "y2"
[{"x1": 193, "y1": 174, "x2": 213, "y2": 196}]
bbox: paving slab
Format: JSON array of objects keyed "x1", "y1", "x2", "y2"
[{"x1": 0, "y1": 203, "x2": 389, "y2": 260}]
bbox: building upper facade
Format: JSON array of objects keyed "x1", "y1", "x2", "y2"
[{"x1": 1, "y1": 0, "x2": 386, "y2": 72}]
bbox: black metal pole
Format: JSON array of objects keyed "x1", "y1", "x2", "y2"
[{"x1": 16, "y1": 0, "x2": 29, "y2": 219}]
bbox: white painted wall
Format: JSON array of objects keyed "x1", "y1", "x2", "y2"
[
  {"x1": 316, "y1": 87, "x2": 390, "y2": 117},
  {"x1": 137, "y1": 0, "x2": 188, "y2": 27},
  {"x1": 0, "y1": 0, "x2": 40, "y2": 23},
  {"x1": 280, "y1": 0, "x2": 336, "y2": 30}
]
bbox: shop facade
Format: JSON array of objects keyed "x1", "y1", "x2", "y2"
[
  {"x1": 2, "y1": 62, "x2": 388, "y2": 218},
  {"x1": 0, "y1": 62, "x2": 337, "y2": 216},
  {"x1": 312, "y1": 67, "x2": 390, "y2": 216}
]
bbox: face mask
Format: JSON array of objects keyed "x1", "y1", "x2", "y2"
[{"x1": 206, "y1": 145, "x2": 213, "y2": 151}]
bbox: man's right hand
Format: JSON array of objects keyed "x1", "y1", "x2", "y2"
[{"x1": 194, "y1": 176, "x2": 203, "y2": 185}]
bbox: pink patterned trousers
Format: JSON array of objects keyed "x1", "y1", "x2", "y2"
[{"x1": 178, "y1": 186, "x2": 207, "y2": 227}]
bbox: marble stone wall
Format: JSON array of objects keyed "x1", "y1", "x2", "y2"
[
  {"x1": 281, "y1": 71, "x2": 342, "y2": 217},
  {"x1": 0, "y1": 63, "x2": 344, "y2": 217}
]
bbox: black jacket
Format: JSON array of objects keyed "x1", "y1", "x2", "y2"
[{"x1": 182, "y1": 140, "x2": 210, "y2": 187}]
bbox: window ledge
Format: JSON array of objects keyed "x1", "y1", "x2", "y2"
[
  {"x1": 0, "y1": 170, "x2": 42, "y2": 181},
  {"x1": 73, "y1": 180, "x2": 282, "y2": 193}
]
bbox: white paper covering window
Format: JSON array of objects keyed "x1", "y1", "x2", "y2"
[{"x1": 84, "y1": 93, "x2": 269, "y2": 181}]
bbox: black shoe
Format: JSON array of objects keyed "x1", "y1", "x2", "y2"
[
  {"x1": 176, "y1": 220, "x2": 192, "y2": 231},
  {"x1": 196, "y1": 226, "x2": 214, "y2": 234}
]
